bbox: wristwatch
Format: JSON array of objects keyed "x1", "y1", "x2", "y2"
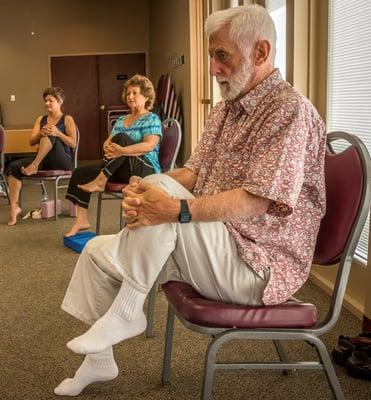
[{"x1": 178, "y1": 199, "x2": 192, "y2": 223}]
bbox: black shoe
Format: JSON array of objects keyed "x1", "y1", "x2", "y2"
[
  {"x1": 346, "y1": 348, "x2": 371, "y2": 380},
  {"x1": 332, "y1": 333, "x2": 371, "y2": 366}
]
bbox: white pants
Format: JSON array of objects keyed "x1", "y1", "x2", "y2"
[{"x1": 61, "y1": 174, "x2": 269, "y2": 325}]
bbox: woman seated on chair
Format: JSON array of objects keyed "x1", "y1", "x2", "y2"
[
  {"x1": 64, "y1": 74, "x2": 162, "y2": 237},
  {"x1": 7, "y1": 87, "x2": 77, "y2": 226}
]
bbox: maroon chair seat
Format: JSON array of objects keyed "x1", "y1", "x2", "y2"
[
  {"x1": 31, "y1": 169, "x2": 72, "y2": 178},
  {"x1": 104, "y1": 181, "x2": 127, "y2": 193},
  {"x1": 162, "y1": 281, "x2": 317, "y2": 329}
]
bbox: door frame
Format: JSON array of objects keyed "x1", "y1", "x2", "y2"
[{"x1": 189, "y1": 1, "x2": 209, "y2": 150}]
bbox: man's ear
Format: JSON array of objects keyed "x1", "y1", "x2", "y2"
[{"x1": 254, "y1": 40, "x2": 271, "y2": 66}]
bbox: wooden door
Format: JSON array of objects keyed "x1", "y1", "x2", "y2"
[
  {"x1": 51, "y1": 55, "x2": 100, "y2": 159},
  {"x1": 51, "y1": 53, "x2": 146, "y2": 160}
]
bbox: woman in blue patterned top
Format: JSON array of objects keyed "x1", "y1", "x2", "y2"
[{"x1": 65, "y1": 75, "x2": 162, "y2": 237}]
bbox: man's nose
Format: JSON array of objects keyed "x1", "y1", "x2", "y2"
[{"x1": 209, "y1": 57, "x2": 221, "y2": 76}]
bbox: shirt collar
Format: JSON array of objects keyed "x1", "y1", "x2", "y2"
[{"x1": 225, "y1": 69, "x2": 283, "y2": 116}]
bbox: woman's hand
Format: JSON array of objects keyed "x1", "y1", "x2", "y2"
[
  {"x1": 104, "y1": 142, "x2": 125, "y2": 159},
  {"x1": 40, "y1": 126, "x2": 49, "y2": 137},
  {"x1": 41, "y1": 123, "x2": 59, "y2": 137},
  {"x1": 103, "y1": 138, "x2": 112, "y2": 153}
]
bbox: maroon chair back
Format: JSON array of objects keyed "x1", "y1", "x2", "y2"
[
  {"x1": 159, "y1": 118, "x2": 181, "y2": 172},
  {"x1": 313, "y1": 143, "x2": 364, "y2": 265}
]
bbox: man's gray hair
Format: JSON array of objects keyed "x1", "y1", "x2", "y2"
[{"x1": 205, "y1": 5, "x2": 276, "y2": 64}]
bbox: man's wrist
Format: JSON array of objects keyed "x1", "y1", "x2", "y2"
[{"x1": 178, "y1": 199, "x2": 192, "y2": 223}]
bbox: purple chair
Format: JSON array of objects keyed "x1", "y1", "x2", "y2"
[
  {"x1": 20, "y1": 127, "x2": 80, "y2": 220},
  {"x1": 0, "y1": 124, "x2": 10, "y2": 203},
  {"x1": 160, "y1": 131, "x2": 371, "y2": 400}
]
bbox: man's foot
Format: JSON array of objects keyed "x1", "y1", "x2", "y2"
[
  {"x1": 54, "y1": 355, "x2": 118, "y2": 396},
  {"x1": 78, "y1": 180, "x2": 106, "y2": 193},
  {"x1": 64, "y1": 222, "x2": 91, "y2": 238},
  {"x1": 67, "y1": 311, "x2": 147, "y2": 355},
  {"x1": 21, "y1": 163, "x2": 38, "y2": 176},
  {"x1": 8, "y1": 206, "x2": 22, "y2": 226}
]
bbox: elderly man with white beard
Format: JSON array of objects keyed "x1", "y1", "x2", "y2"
[{"x1": 54, "y1": 5, "x2": 327, "y2": 397}]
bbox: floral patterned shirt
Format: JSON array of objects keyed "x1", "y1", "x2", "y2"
[{"x1": 185, "y1": 69, "x2": 326, "y2": 305}]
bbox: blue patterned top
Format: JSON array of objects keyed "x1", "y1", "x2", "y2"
[{"x1": 111, "y1": 112, "x2": 162, "y2": 173}]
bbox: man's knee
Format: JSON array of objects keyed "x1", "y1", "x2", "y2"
[
  {"x1": 142, "y1": 173, "x2": 170, "y2": 185},
  {"x1": 142, "y1": 174, "x2": 193, "y2": 199}
]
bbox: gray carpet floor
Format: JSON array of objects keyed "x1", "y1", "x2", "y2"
[{"x1": 0, "y1": 181, "x2": 370, "y2": 400}]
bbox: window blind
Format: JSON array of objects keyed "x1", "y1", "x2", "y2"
[{"x1": 327, "y1": 0, "x2": 371, "y2": 264}]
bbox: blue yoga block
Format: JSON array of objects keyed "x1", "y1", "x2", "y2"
[{"x1": 63, "y1": 231, "x2": 96, "y2": 253}]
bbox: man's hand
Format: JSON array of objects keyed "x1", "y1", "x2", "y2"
[{"x1": 122, "y1": 179, "x2": 179, "y2": 229}]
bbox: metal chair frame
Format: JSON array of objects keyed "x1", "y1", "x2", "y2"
[
  {"x1": 0, "y1": 124, "x2": 10, "y2": 203},
  {"x1": 20, "y1": 128, "x2": 80, "y2": 220},
  {"x1": 161, "y1": 131, "x2": 371, "y2": 400}
]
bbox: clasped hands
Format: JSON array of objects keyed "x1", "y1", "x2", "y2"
[
  {"x1": 104, "y1": 142, "x2": 124, "y2": 159},
  {"x1": 41, "y1": 123, "x2": 58, "y2": 137},
  {"x1": 122, "y1": 176, "x2": 179, "y2": 229}
]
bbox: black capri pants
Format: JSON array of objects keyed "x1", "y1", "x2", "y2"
[
  {"x1": 8, "y1": 136, "x2": 72, "y2": 180},
  {"x1": 66, "y1": 133, "x2": 155, "y2": 209}
]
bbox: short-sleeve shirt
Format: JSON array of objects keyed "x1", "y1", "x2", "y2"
[
  {"x1": 111, "y1": 112, "x2": 162, "y2": 173},
  {"x1": 185, "y1": 69, "x2": 327, "y2": 305}
]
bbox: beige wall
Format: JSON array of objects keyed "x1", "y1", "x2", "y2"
[
  {"x1": 148, "y1": 0, "x2": 192, "y2": 165},
  {"x1": 0, "y1": 0, "x2": 149, "y2": 128}
]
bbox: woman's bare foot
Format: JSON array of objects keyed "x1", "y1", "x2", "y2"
[
  {"x1": 78, "y1": 180, "x2": 106, "y2": 193},
  {"x1": 21, "y1": 163, "x2": 39, "y2": 176},
  {"x1": 8, "y1": 206, "x2": 22, "y2": 226},
  {"x1": 64, "y1": 222, "x2": 91, "y2": 237}
]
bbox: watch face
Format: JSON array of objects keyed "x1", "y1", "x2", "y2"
[
  {"x1": 180, "y1": 211, "x2": 192, "y2": 223},
  {"x1": 179, "y1": 200, "x2": 192, "y2": 223}
]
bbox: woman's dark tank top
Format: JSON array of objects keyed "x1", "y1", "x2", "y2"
[{"x1": 40, "y1": 114, "x2": 72, "y2": 158}]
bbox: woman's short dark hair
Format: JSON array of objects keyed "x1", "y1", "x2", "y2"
[
  {"x1": 122, "y1": 75, "x2": 155, "y2": 110},
  {"x1": 43, "y1": 87, "x2": 65, "y2": 102}
]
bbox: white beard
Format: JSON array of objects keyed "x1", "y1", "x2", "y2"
[{"x1": 216, "y1": 61, "x2": 253, "y2": 101}]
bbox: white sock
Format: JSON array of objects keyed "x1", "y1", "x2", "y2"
[
  {"x1": 67, "y1": 279, "x2": 147, "y2": 355},
  {"x1": 54, "y1": 347, "x2": 118, "y2": 396}
]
